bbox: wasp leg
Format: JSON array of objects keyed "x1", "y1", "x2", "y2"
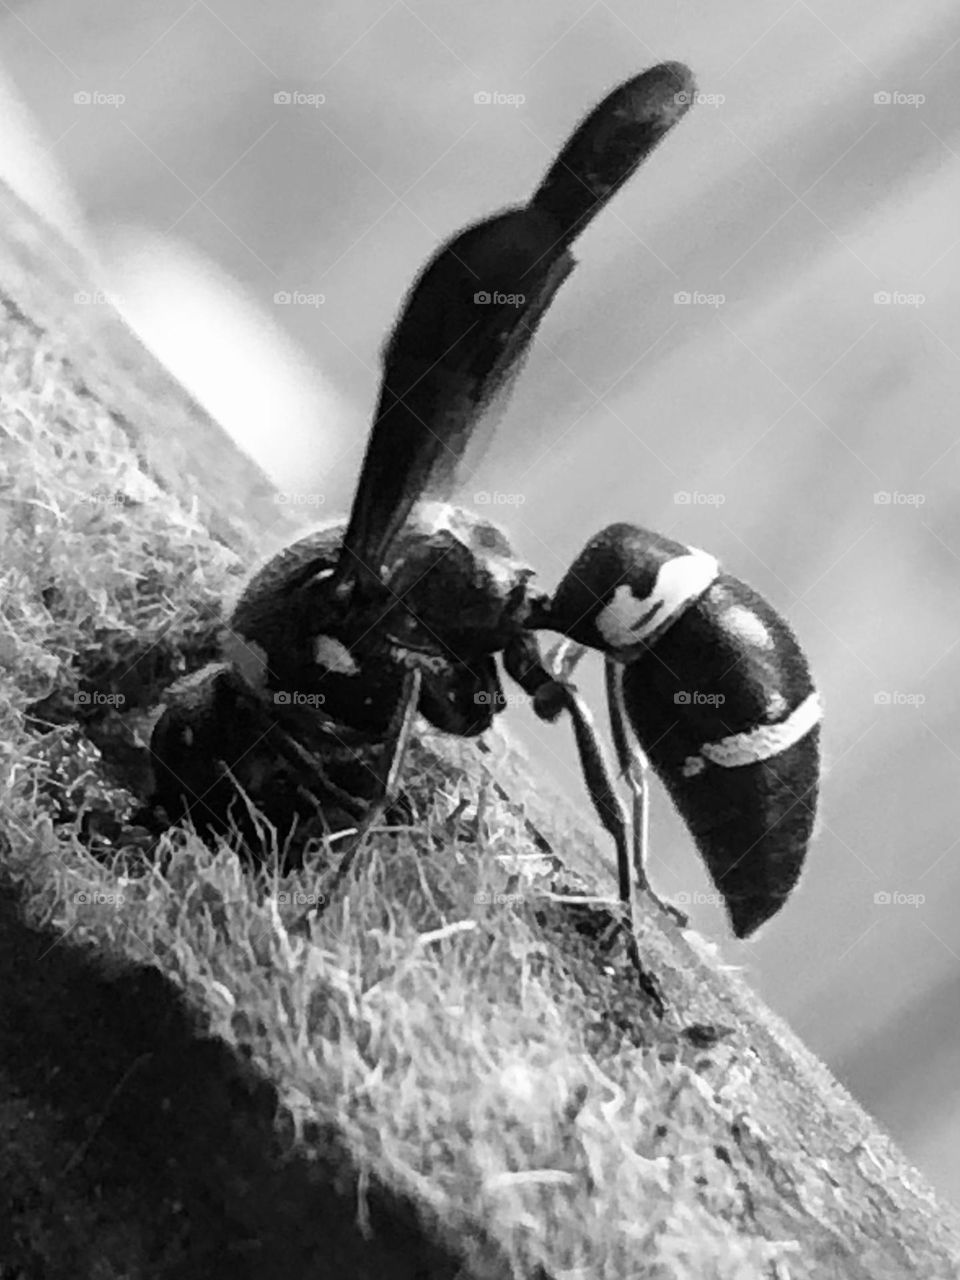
[
  {"x1": 505, "y1": 635, "x2": 664, "y2": 1015},
  {"x1": 539, "y1": 642, "x2": 634, "y2": 910},
  {"x1": 604, "y1": 658, "x2": 689, "y2": 930},
  {"x1": 324, "y1": 668, "x2": 422, "y2": 899}
]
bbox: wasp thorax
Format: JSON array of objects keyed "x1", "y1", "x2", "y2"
[{"x1": 384, "y1": 502, "x2": 535, "y2": 642}]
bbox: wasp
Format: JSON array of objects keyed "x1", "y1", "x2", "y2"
[{"x1": 148, "y1": 60, "x2": 820, "y2": 976}]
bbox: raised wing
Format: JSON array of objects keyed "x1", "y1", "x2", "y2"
[
  {"x1": 333, "y1": 61, "x2": 697, "y2": 597},
  {"x1": 531, "y1": 60, "x2": 695, "y2": 247}
]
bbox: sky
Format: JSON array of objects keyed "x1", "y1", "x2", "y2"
[{"x1": 2, "y1": 0, "x2": 959, "y2": 1204}]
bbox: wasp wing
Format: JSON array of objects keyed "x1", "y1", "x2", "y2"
[
  {"x1": 335, "y1": 62, "x2": 697, "y2": 594},
  {"x1": 531, "y1": 60, "x2": 696, "y2": 248},
  {"x1": 333, "y1": 207, "x2": 574, "y2": 595}
]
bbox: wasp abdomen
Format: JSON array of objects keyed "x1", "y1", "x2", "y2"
[
  {"x1": 540, "y1": 523, "x2": 719, "y2": 658},
  {"x1": 620, "y1": 576, "x2": 821, "y2": 937}
]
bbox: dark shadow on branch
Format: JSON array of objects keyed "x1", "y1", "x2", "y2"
[{"x1": 0, "y1": 885, "x2": 497, "y2": 1280}]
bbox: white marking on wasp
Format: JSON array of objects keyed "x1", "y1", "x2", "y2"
[
  {"x1": 680, "y1": 691, "x2": 822, "y2": 777},
  {"x1": 597, "y1": 549, "x2": 720, "y2": 651},
  {"x1": 766, "y1": 689, "x2": 788, "y2": 719},
  {"x1": 221, "y1": 633, "x2": 269, "y2": 690},
  {"x1": 313, "y1": 635, "x2": 359, "y2": 675},
  {"x1": 720, "y1": 603, "x2": 775, "y2": 650}
]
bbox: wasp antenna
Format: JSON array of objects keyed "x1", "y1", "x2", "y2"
[{"x1": 530, "y1": 61, "x2": 697, "y2": 250}]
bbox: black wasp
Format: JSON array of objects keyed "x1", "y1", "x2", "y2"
[{"x1": 149, "y1": 61, "x2": 820, "y2": 972}]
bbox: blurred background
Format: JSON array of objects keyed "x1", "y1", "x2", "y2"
[{"x1": 2, "y1": 0, "x2": 959, "y2": 1202}]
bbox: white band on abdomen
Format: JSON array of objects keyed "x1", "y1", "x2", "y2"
[
  {"x1": 597, "y1": 548, "x2": 720, "y2": 651},
  {"x1": 681, "y1": 691, "x2": 822, "y2": 777}
]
